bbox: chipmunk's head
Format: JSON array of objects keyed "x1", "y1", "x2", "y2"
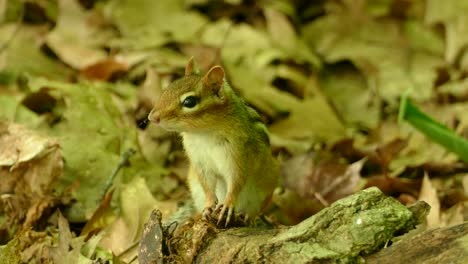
[{"x1": 148, "y1": 58, "x2": 230, "y2": 132}]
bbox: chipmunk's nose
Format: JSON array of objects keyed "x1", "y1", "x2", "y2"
[{"x1": 148, "y1": 110, "x2": 161, "y2": 124}]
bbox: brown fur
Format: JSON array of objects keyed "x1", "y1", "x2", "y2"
[{"x1": 148, "y1": 61, "x2": 279, "y2": 224}]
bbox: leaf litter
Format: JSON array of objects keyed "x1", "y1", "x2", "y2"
[{"x1": 0, "y1": 0, "x2": 468, "y2": 262}]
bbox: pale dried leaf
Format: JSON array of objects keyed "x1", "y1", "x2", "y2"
[
  {"x1": 46, "y1": 0, "x2": 110, "y2": 69},
  {"x1": 265, "y1": 8, "x2": 297, "y2": 52},
  {"x1": 418, "y1": 174, "x2": 441, "y2": 228},
  {"x1": 51, "y1": 212, "x2": 83, "y2": 264},
  {"x1": 99, "y1": 176, "x2": 177, "y2": 259},
  {"x1": 440, "y1": 203, "x2": 464, "y2": 227},
  {"x1": 425, "y1": 0, "x2": 468, "y2": 64},
  {"x1": 0, "y1": 121, "x2": 62, "y2": 196},
  {"x1": 463, "y1": 174, "x2": 468, "y2": 195},
  {"x1": 99, "y1": 218, "x2": 131, "y2": 257}
]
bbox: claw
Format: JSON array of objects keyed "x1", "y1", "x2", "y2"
[
  {"x1": 243, "y1": 214, "x2": 249, "y2": 224},
  {"x1": 217, "y1": 204, "x2": 228, "y2": 225},
  {"x1": 225, "y1": 207, "x2": 234, "y2": 227}
]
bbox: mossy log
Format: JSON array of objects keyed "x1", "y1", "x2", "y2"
[
  {"x1": 141, "y1": 188, "x2": 468, "y2": 263},
  {"x1": 140, "y1": 187, "x2": 432, "y2": 263},
  {"x1": 365, "y1": 221, "x2": 468, "y2": 264}
]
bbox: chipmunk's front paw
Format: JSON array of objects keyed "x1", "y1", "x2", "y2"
[
  {"x1": 201, "y1": 197, "x2": 218, "y2": 221},
  {"x1": 202, "y1": 205, "x2": 215, "y2": 221},
  {"x1": 215, "y1": 203, "x2": 234, "y2": 227},
  {"x1": 204, "y1": 204, "x2": 248, "y2": 228}
]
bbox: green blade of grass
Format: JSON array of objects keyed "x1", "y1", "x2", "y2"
[{"x1": 399, "y1": 95, "x2": 468, "y2": 163}]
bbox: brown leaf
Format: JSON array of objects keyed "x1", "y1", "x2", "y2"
[
  {"x1": 319, "y1": 159, "x2": 365, "y2": 203},
  {"x1": 271, "y1": 188, "x2": 323, "y2": 225},
  {"x1": 371, "y1": 138, "x2": 408, "y2": 170},
  {"x1": 0, "y1": 121, "x2": 63, "y2": 231},
  {"x1": 0, "y1": 121, "x2": 62, "y2": 196},
  {"x1": 17, "y1": 230, "x2": 53, "y2": 263},
  {"x1": 23, "y1": 196, "x2": 58, "y2": 229},
  {"x1": 332, "y1": 138, "x2": 408, "y2": 173},
  {"x1": 50, "y1": 211, "x2": 84, "y2": 264},
  {"x1": 364, "y1": 176, "x2": 421, "y2": 197},
  {"x1": 80, "y1": 190, "x2": 116, "y2": 238},
  {"x1": 281, "y1": 152, "x2": 363, "y2": 205},
  {"x1": 80, "y1": 58, "x2": 129, "y2": 81}
]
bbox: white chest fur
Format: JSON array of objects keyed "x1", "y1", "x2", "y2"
[{"x1": 182, "y1": 132, "x2": 236, "y2": 181}]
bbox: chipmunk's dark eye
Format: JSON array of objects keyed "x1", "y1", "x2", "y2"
[{"x1": 182, "y1": 96, "x2": 198, "y2": 108}]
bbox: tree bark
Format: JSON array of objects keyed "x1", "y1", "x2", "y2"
[{"x1": 365, "y1": 222, "x2": 468, "y2": 264}]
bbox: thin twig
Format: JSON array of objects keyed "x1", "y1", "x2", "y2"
[{"x1": 99, "y1": 148, "x2": 136, "y2": 203}]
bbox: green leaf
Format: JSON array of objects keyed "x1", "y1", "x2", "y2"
[
  {"x1": 399, "y1": 95, "x2": 468, "y2": 162},
  {"x1": 0, "y1": 24, "x2": 73, "y2": 81},
  {"x1": 104, "y1": 0, "x2": 208, "y2": 49}
]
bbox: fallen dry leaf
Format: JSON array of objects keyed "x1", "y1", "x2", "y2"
[
  {"x1": 18, "y1": 229, "x2": 53, "y2": 263},
  {"x1": 364, "y1": 176, "x2": 421, "y2": 198},
  {"x1": 0, "y1": 24, "x2": 74, "y2": 81},
  {"x1": 80, "y1": 190, "x2": 116, "y2": 238},
  {"x1": 51, "y1": 211, "x2": 74, "y2": 263},
  {"x1": 80, "y1": 58, "x2": 129, "y2": 81},
  {"x1": 440, "y1": 203, "x2": 464, "y2": 227},
  {"x1": 418, "y1": 174, "x2": 441, "y2": 228},
  {"x1": 281, "y1": 152, "x2": 363, "y2": 205},
  {"x1": 0, "y1": 121, "x2": 63, "y2": 233},
  {"x1": 50, "y1": 211, "x2": 88, "y2": 264},
  {"x1": 425, "y1": 0, "x2": 468, "y2": 65},
  {"x1": 45, "y1": 0, "x2": 110, "y2": 69},
  {"x1": 272, "y1": 188, "x2": 323, "y2": 225},
  {"x1": 99, "y1": 176, "x2": 177, "y2": 261},
  {"x1": 332, "y1": 138, "x2": 408, "y2": 173},
  {"x1": 269, "y1": 96, "x2": 346, "y2": 144},
  {"x1": 0, "y1": 121, "x2": 61, "y2": 182},
  {"x1": 2, "y1": 0, "x2": 468, "y2": 262},
  {"x1": 463, "y1": 174, "x2": 468, "y2": 194}
]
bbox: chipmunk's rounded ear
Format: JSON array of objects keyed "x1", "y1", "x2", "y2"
[
  {"x1": 203, "y1": 66, "x2": 225, "y2": 93},
  {"x1": 185, "y1": 57, "x2": 195, "y2": 76}
]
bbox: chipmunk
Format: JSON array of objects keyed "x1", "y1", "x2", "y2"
[{"x1": 148, "y1": 58, "x2": 279, "y2": 227}]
